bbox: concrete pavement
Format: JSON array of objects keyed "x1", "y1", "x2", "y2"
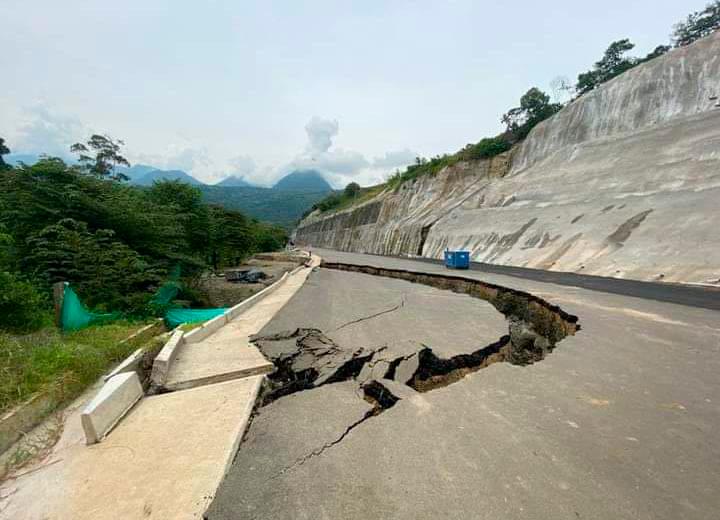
[{"x1": 207, "y1": 248, "x2": 720, "y2": 520}]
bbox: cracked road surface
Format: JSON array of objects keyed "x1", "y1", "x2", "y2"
[{"x1": 206, "y1": 250, "x2": 720, "y2": 520}]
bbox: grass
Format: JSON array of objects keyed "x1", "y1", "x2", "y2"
[
  {"x1": 0, "y1": 321, "x2": 150, "y2": 414},
  {"x1": 308, "y1": 136, "x2": 514, "y2": 216},
  {"x1": 306, "y1": 183, "x2": 387, "y2": 217}
]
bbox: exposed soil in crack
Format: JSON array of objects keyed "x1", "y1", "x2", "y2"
[
  {"x1": 314, "y1": 262, "x2": 579, "y2": 391},
  {"x1": 252, "y1": 328, "x2": 381, "y2": 405},
  {"x1": 408, "y1": 336, "x2": 511, "y2": 392}
]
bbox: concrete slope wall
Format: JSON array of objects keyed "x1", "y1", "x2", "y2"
[{"x1": 295, "y1": 33, "x2": 720, "y2": 284}]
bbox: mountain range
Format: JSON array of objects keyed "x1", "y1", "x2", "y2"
[{"x1": 5, "y1": 154, "x2": 334, "y2": 227}]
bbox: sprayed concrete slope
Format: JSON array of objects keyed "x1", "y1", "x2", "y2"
[{"x1": 295, "y1": 33, "x2": 720, "y2": 284}]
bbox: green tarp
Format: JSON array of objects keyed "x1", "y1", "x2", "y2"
[
  {"x1": 60, "y1": 279, "x2": 226, "y2": 331},
  {"x1": 60, "y1": 283, "x2": 119, "y2": 331},
  {"x1": 164, "y1": 308, "x2": 227, "y2": 329}
]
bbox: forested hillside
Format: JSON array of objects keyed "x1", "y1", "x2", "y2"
[
  {"x1": 200, "y1": 185, "x2": 330, "y2": 228},
  {"x1": 0, "y1": 136, "x2": 287, "y2": 333}
]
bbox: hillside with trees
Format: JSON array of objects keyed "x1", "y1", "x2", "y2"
[{"x1": 0, "y1": 135, "x2": 287, "y2": 333}]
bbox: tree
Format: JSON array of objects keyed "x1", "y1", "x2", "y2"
[
  {"x1": 576, "y1": 39, "x2": 638, "y2": 95},
  {"x1": 146, "y1": 180, "x2": 210, "y2": 255},
  {"x1": 344, "y1": 182, "x2": 361, "y2": 198},
  {"x1": 641, "y1": 45, "x2": 671, "y2": 62},
  {"x1": 0, "y1": 137, "x2": 10, "y2": 170},
  {"x1": 70, "y1": 134, "x2": 130, "y2": 181},
  {"x1": 673, "y1": 1, "x2": 720, "y2": 47},
  {"x1": 502, "y1": 88, "x2": 563, "y2": 140}
]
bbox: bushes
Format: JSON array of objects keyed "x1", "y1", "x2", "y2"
[
  {"x1": 0, "y1": 272, "x2": 50, "y2": 333},
  {"x1": 25, "y1": 219, "x2": 163, "y2": 314},
  {"x1": 459, "y1": 137, "x2": 512, "y2": 161}
]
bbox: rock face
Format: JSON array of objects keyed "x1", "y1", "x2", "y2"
[{"x1": 295, "y1": 33, "x2": 720, "y2": 284}]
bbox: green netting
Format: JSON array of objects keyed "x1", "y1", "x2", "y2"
[
  {"x1": 60, "y1": 269, "x2": 226, "y2": 331},
  {"x1": 60, "y1": 284, "x2": 119, "y2": 331},
  {"x1": 164, "y1": 308, "x2": 227, "y2": 329},
  {"x1": 148, "y1": 281, "x2": 181, "y2": 312}
]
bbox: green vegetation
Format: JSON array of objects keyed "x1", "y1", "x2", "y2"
[
  {"x1": 575, "y1": 39, "x2": 671, "y2": 95},
  {"x1": 379, "y1": 87, "x2": 558, "y2": 192},
  {"x1": 673, "y1": 1, "x2": 720, "y2": 47},
  {"x1": 575, "y1": 3, "x2": 718, "y2": 95},
  {"x1": 199, "y1": 185, "x2": 328, "y2": 228},
  {"x1": 0, "y1": 135, "x2": 290, "y2": 416},
  {"x1": 0, "y1": 136, "x2": 287, "y2": 332},
  {"x1": 307, "y1": 183, "x2": 386, "y2": 215},
  {"x1": 0, "y1": 321, "x2": 145, "y2": 413}
]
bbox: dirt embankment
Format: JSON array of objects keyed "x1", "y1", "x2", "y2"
[{"x1": 196, "y1": 253, "x2": 305, "y2": 307}]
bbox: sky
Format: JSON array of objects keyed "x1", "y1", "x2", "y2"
[{"x1": 0, "y1": 0, "x2": 704, "y2": 187}]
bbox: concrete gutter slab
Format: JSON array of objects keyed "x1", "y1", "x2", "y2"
[
  {"x1": 164, "y1": 264, "x2": 315, "y2": 391},
  {"x1": 1, "y1": 376, "x2": 263, "y2": 520}
]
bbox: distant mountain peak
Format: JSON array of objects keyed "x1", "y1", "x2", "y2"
[{"x1": 273, "y1": 170, "x2": 332, "y2": 192}]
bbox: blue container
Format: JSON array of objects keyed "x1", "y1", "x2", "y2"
[{"x1": 444, "y1": 250, "x2": 470, "y2": 269}]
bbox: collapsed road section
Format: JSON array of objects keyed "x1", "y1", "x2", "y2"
[
  {"x1": 206, "y1": 261, "x2": 581, "y2": 519},
  {"x1": 253, "y1": 261, "x2": 579, "y2": 403},
  {"x1": 206, "y1": 253, "x2": 720, "y2": 520}
]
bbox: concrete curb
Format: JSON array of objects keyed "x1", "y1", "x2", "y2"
[
  {"x1": 104, "y1": 348, "x2": 144, "y2": 382},
  {"x1": 81, "y1": 372, "x2": 143, "y2": 445},
  {"x1": 150, "y1": 330, "x2": 185, "y2": 387},
  {"x1": 227, "y1": 271, "x2": 289, "y2": 319}
]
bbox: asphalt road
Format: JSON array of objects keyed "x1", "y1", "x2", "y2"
[
  {"x1": 343, "y1": 251, "x2": 720, "y2": 311},
  {"x1": 208, "y1": 249, "x2": 720, "y2": 520}
]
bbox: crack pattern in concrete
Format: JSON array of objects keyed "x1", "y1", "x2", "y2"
[{"x1": 333, "y1": 296, "x2": 405, "y2": 331}]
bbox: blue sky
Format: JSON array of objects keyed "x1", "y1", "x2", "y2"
[{"x1": 0, "y1": 0, "x2": 704, "y2": 186}]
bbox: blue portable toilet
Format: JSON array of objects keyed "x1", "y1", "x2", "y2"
[{"x1": 444, "y1": 250, "x2": 470, "y2": 269}]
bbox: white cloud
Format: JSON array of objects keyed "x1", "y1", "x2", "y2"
[
  {"x1": 4, "y1": 107, "x2": 417, "y2": 188},
  {"x1": 273, "y1": 116, "x2": 416, "y2": 188},
  {"x1": 13, "y1": 103, "x2": 86, "y2": 158},
  {"x1": 372, "y1": 148, "x2": 417, "y2": 169},
  {"x1": 229, "y1": 154, "x2": 256, "y2": 176},
  {"x1": 304, "y1": 117, "x2": 339, "y2": 155}
]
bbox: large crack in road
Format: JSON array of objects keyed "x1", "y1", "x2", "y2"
[{"x1": 244, "y1": 264, "x2": 580, "y2": 471}]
